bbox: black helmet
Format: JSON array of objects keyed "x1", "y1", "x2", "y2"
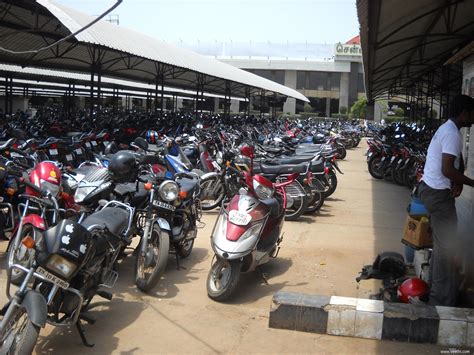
[
  {"x1": 108, "y1": 150, "x2": 138, "y2": 183},
  {"x1": 132, "y1": 137, "x2": 148, "y2": 151}
]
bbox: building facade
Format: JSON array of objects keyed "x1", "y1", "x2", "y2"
[{"x1": 182, "y1": 38, "x2": 366, "y2": 116}]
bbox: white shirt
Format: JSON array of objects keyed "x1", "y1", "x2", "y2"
[{"x1": 422, "y1": 119, "x2": 462, "y2": 190}]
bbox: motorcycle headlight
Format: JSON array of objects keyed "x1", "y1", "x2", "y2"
[
  {"x1": 46, "y1": 254, "x2": 77, "y2": 278},
  {"x1": 253, "y1": 179, "x2": 273, "y2": 200},
  {"x1": 159, "y1": 180, "x2": 179, "y2": 202},
  {"x1": 74, "y1": 185, "x2": 96, "y2": 203},
  {"x1": 40, "y1": 179, "x2": 60, "y2": 197},
  {"x1": 240, "y1": 222, "x2": 264, "y2": 240}
]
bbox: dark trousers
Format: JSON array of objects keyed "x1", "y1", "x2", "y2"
[{"x1": 418, "y1": 181, "x2": 458, "y2": 306}]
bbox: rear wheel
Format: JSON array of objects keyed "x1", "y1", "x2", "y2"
[
  {"x1": 177, "y1": 239, "x2": 194, "y2": 258},
  {"x1": 305, "y1": 189, "x2": 324, "y2": 214},
  {"x1": 207, "y1": 258, "x2": 241, "y2": 302},
  {"x1": 0, "y1": 305, "x2": 40, "y2": 355},
  {"x1": 323, "y1": 170, "x2": 338, "y2": 198},
  {"x1": 135, "y1": 224, "x2": 170, "y2": 293},
  {"x1": 336, "y1": 144, "x2": 347, "y2": 160},
  {"x1": 284, "y1": 183, "x2": 308, "y2": 221},
  {"x1": 199, "y1": 176, "x2": 225, "y2": 210},
  {"x1": 368, "y1": 155, "x2": 384, "y2": 179}
]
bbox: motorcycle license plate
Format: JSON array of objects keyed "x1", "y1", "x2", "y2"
[
  {"x1": 91, "y1": 141, "x2": 98, "y2": 146},
  {"x1": 75, "y1": 148, "x2": 83, "y2": 155},
  {"x1": 228, "y1": 210, "x2": 251, "y2": 226},
  {"x1": 152, "y1": 200, "x2": 176, "y2": 211},
  {"x1": 85, "y1": 142, "x2": 92, "y2": 148},
  {"x1": 36, "y1": 267, "x2": 69, "y2": 289},
  {"x1": 367, "y1": 152, "x2": 373, "y2": 158},
  {"x1": 390, "y1": 156, "x2": 396, "y2": 163},
  {"x1": 66, "y1": 154, "x2": 73, "y2": 161},
  {"x1": 49, "y1": 149, "x2": 58, "y2": 156}
]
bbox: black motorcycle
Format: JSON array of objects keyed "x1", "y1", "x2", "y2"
[{"x1": 0, "y1": 180, "x2": 134, "y2": 353}]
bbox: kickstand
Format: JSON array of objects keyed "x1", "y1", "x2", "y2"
[
  {"x1": 76, "y1": 321, "x2": 94, "y2": 347},
  {"x1": 257, "y1": 266, "x2": 269, "y2": 285},
  {"x1": 175, "y1": 253, "x2": 186, "y2": 270}
]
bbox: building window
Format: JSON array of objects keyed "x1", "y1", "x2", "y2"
[
  {"x1": 357, "y1": 73, "x2": 365, "y2": 93},
  {"x1": 296, "y1": 71, "x2": 306, "y2": 89},
  {"x1": 274, "y1": 70, "x2": 285, "y2": 85},
  {"x1": 331, "y1": 73, "x2": 341, "y2": 91},
  {"x1": 308, "y1": 72, "x2": 327, "y2": 90},
  {"x1": 253, "y1": 69, "x2": 272, "y2": 80}
]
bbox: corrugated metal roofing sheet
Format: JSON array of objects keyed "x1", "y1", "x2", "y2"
[{"x1": 32, "y1": 0, "x2": 308, "y2": 102}]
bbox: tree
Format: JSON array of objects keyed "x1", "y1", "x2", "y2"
[
  {"x1": 350, "y1": 97, "x2": 367, "y2": 119},
  {"x1": 303, "y1": 102, "x2": 313, "y2": 112},
  {"x1": 339, "y1": 106, "x2": 347, "y2": 114},
  {"x1": 394, "y1": 107, "x2": 405, "y2": 117}
]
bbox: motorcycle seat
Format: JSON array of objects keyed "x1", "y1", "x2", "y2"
[
  {"x1": 259, "y1": 162, "x2": 307, "y2": 175},
  {"x1": 81, "y1": 207, "x2": 129, "y2": 236},
  {"x1": 266, "y1": 155, "x2": 314, "y2": 165}
]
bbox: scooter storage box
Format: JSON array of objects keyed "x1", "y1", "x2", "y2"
[{"x1": 402, "y1": 215, "x2": 433, "y2": 249}]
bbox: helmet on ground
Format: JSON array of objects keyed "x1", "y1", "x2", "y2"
[
  {"x1": 146, "y1": 130, "x2": 159, "y2": 144},
  {"x1": 108, "y1": 150, "x2": 137, "y2": 183},
  {"x1": 397, "y1": 278, "x2": 429, "y2": 303}
]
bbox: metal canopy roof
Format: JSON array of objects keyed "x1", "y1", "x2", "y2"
[
  {"x1": 0, "y1": 63, "x2": 242, "y2": 101},
  {"x1": 357, "y1": 0, "x2": 474, "y2": 101},
  {"x1": 0, "y1": 0, "x2": 309, "y2": 102}
]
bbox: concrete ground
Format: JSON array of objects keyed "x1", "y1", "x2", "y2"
[{"x1": 0, "y1": 144, "x2": 445, "y2": 354}]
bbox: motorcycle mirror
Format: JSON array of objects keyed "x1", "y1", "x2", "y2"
[{"x1": 240, "y1": 146, "x2": 255, "y2": 160}]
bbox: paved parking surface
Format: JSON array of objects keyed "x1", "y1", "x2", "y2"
[{"x1": 0, "y1": 144, "x2": 444, "y2": 354}]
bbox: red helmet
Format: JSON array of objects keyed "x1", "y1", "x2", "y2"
[
  {"x1": 27, "y1": 162, "x2": 61, "y2": 197},
  {"x1": 397, "y1": 278, "x2": 429, "y2": 303}
]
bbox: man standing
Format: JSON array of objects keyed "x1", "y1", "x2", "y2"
[{"x1": 419, "y1": 94, "x2": 474, "y2": 306}]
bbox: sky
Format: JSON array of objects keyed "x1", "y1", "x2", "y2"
[{"x1": 54, "y1": 0, "x2": 359, "y2": 45}]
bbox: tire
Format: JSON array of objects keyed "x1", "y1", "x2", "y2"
[
  {"x1": 0, "y1": 305, "x2": 40, "y2": 355},
  {"x1": 368, "y1": 155, "x2": 384, "y2": 179},
  {"x1": 391, "y1": 164, "x2": 405, "y2": 186},
  {"x1": 135, "y1": 224, "x2": 170, "y2": 293},
  {"x1": 207, "y1": 258, "x2": 241, "y2": 302},
  {"x1": 336, "y1": 144, "x2": 347, "y2": 160},
  {"x1": 304, "y1": 189, "x2": 325, "y2": 214},
  {"x1": 8, "y1": 224, "x2": 37, "y2": 286},
  {"x1": 199, "y1": 175, "x2": 225, "y2": 211},
  {"x1": 283, "y1": 181, "x2": 308, "y2": 221},
  {"x1": 177, "y1": 239, "x2": 194, "y2": 258},
  {"x1": 323, "y1": 170, "x2": 338, "y2": 198}
]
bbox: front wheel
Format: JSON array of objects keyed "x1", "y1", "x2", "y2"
[
  {"x1": 0, "y1": 306, "x2": 40, "y2": 355},
  {"x1": 305, "y1": 189, "x2": 325, "y2": 214},
  {"x1": 135, "y1": 224, "x2": 170, "y2": 293},
  {"x1": 336, "y1": 144, "x2": 347, "y2": 160},
  {"x1": 199, "y1": 176, "x2": 225, "y2": 210},
  {"x1": 323, "y1": 170, "x2": 338, "y2": 198},
  {"x1": 207, "y1": 258, "x2": 241, "y2": 302}
]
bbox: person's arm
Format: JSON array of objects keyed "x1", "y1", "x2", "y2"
[{"x1": 441, "y1": 153, "x2": 474, "y2": 186}]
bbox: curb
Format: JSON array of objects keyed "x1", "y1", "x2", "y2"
[{"x1": 269, "y1": 291, "x2": 474, "y2": 347}]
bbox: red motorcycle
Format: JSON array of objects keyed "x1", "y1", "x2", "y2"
[
  {"x1": 206, "y1": 145, "x2": 297, "y2": 302},
  {"x1": 7, "y1": 162, "x2": 63, "y2": 285}
]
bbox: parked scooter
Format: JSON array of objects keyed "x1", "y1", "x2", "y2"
[{"x1": 206, "y1": 145, "x2": 296, "y2": 301}]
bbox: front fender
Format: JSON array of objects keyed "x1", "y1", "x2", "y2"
[
  {"x1": 155, "y1": 218, "x2": 171, "y2": 231},
  {"x1": 21, "y1": 215, "x2": 47, "y2": 231},
  {"x1": 21, "y1": 290, "x2": 48, "y2": 328},
  {"x1": 200, "y1": 171, "x2": 220, "y2": 180}
]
